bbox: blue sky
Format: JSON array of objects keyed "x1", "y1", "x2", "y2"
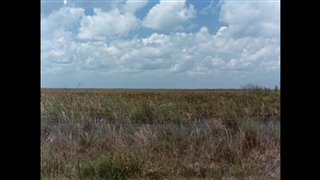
[{"x1": 41, "y1": 0, "x2": 280, "y2": 88}]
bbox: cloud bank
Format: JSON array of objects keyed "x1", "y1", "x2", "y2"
[{"x1": 41, "y1": 0, "x2": 280, "y2": 88}]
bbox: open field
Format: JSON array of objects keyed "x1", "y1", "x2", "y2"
[{"x1": 41, "y1": 88, "x2": 280, "y2": 179}]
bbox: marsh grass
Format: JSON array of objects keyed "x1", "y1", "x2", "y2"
[{"x1": 41, "y1": 89, "x2": 280, "y2": 179}]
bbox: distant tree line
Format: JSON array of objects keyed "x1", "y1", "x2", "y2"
[{"x1": 241, "y1": 83, "x2": 280, "y2": 93}]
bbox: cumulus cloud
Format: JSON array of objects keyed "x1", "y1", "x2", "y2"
[
  {"x1": 219, "y1": 0, "x2": 280, "y2": 38},
  {"x1": 43, "y1": 25, "x2": 279, "y2": 75},
  {"x1": 41, "y1": 0, "x2": 280, "y2": 88},
  {"x1": 41, "y1": 0, "x2": 144, "y2": 19},
  {"x1": 142, "y1": 0, "x2": 196, "y2": 31},
  {"x1": 123, "y1": 0, "x2": 148, "y2": 14},
  {"x1": 41, "y1": 7, "x2": 84, "y2": 73},
  {"x1": 41, "y1": 7, "x2": 84, "y2": 37},
  {"x1": 78, "y1": 8, "x2": 140, "y2": 40}
]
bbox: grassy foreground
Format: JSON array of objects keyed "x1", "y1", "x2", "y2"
[{"x1": 41, "y1": 89, "x2": 280, "y2": 179}]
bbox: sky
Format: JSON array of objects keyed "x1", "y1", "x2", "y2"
[{"x1": 41, "y1": 0, "x2": 280, "y2": 88}]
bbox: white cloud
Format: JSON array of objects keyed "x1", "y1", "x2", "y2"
[
  {"x1": 78, "y1": 8, "x2": 140, "y2": 40},
  {"x1": 42, "y1": 26, "x2": 279, "y2": 76},
  {"x1": 41, "y1": 1, "x2": 280, "y2": 88},
  {"x1": 123, "y1": 0, "x2": 148, "y2": 14},
  {"x1": 142, "y1": 33, "x2": 170, "y2": 46},
  {"x1": 142, "y1": 0, "x2": 196, "y2": 30},
  {"x1": 50, "y1": 49, "x2": 65, "y2": 57},
  {"x1": 41, "y1": 7, "x2": 84, "y2": 37},
  {"x1": 219, "y1": 0, "x2": 280, "y2": 38}
]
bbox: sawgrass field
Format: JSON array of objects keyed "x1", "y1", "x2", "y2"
[{"x1": 41, "y1": 88, "x2": 280, "y2": 179}]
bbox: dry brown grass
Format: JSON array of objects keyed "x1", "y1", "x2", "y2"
[{"x1": 41, "y1": 89, "x2": 280, "y2": 179}]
